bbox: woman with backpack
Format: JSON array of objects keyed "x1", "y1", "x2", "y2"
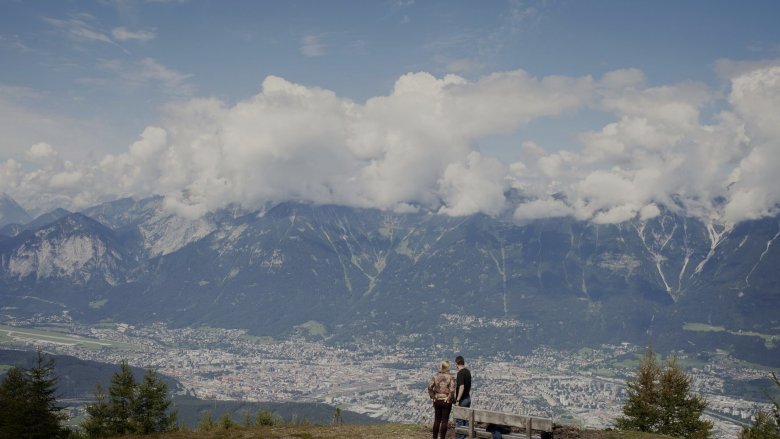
[{"x1": 427, "y1": 360, "x2": 456, "y2": 439}]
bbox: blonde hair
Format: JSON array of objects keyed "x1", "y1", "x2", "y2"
[{"x1": 439, "y1": 360, "x2": 451, "y2": 372}]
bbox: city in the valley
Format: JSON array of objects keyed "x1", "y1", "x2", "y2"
[{"x1": 0, "y1": 313, "x2": 773, "y2": 439}]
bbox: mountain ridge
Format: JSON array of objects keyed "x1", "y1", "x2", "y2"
[{"x1": 0, "y1": 195, "x2": 778, "y2": 365}]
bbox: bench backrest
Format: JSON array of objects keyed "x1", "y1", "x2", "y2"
[{"x1": 452, "y1": 406, "x2": 552, "y2": 438}]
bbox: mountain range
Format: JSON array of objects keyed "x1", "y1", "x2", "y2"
[{"x1": 1, "y1": 195, "x2": 778, "y2": 365}]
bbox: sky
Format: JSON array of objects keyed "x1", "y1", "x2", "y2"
[{"x1": 1, "y1": 0, "x2": 779, "y2": 225}]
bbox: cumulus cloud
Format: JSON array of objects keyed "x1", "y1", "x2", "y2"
[
  {"x1": 0, "y1": 69, "x2": 590, "y2": 217},
  {"x1": 26, "y1": 142, "x2": 58, "y2": 162},
  {"x1": 438, "y1": 152, "x2": 509, "y2": 217},
  {"x1": 722, "y1": 65, "x2": 780, "y2": 222},
  {"x1": 514, "y1": 199, "x2": 574, "y2": 222},
  {"x1": 2, "y1": 64, "x2": 780, "y2": 226},
  {"x1": 512, "y1": 63, "x2": 780, "y2": 225}
]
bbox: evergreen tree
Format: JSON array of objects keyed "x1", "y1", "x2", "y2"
[
  {"x1": 656, "y1": 356, "x2": 712, "y2": 438},
  {"x1": 256, "y1": 409, "x2": 277, "y2": 426},
  {"x1": 219, "y1": 412, "x2": 236, "y2": 430},
  {"x1": 0, "y1": 367, "x2": 32, "y2": 439},
  {"x1": 0, "y1": 350, "x2": 66, "y2": 439},
  {"x1": 106, "y1": 360, "x2": 136, "y2": 435},
  {"x1": 26, "y1": 350, "x2": 67, "y2": 438},
  {"x1": 131, "y1": 369, "x2": 177, "y2": 434},
  {"x1": 615, "y1": 347, "x2": 661, "y2": 432},
  {"x1": 82, "y1": 384, "x2": 112, "y2": 438},
  {"x1": 741, "y1": 371, "x2": 780, "y2": 439},
  {"x1": 616, "y1": 348, "x2": 712, "y2": 438},
  {"x1": 83, "y1": 361, "x2": 176, "y2": 437},
  {"x1": 198, "y1": 411, "x2": 216, "y2": 431},
  {"x1": 741, "y1": 411, "x2": 780, "y2": 439}
]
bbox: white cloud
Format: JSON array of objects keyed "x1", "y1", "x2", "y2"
[
  {"x1": 3, "y1": 64, "x2": 780, "y2": 226},
  {"x1": 639, "y1": 203, "x2": 661, "y2": 221},
  {"x1": 111, "y1": 27, "x2": 156, "y2": 42},
  {"x1": 438, "y1": 152, "x2": 509, "y2": 217},
  {"x1": 42, "y1": 14, "x2": 114, "y2": 45},
  {"x1": 1, "y1": 69, "x2": 591, "y2": 218},
  {"x1": 715, "y1": 58, "x2": 780, "y2": 80},
  {"x1": 0, "y1": 85, "x2": 45, "y2": 100},
  {"x1": 0, "y1": 92, "x2": 113, "y2": 163},
  {"x1": 514, "y1": 199, "x2": 574, "y2": 222},
  {"x1": 43, "y1": 13, "x2": 155, "y2": 51},
  {"x1": 92, "y1": 57, "x2": 194, "y2": 95},
  {"x1": 722, "y1": 65, "x2": 780, "y2": 222},
  {"x1": 300, "y1": 35, "x2": 326, "y2": 57},
  {"x1": 26, "y1": 142, "x2": 58, "y2": 162}
]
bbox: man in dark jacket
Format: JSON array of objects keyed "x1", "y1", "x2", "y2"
[{"x1": 455, "y1": 355, "x2": 472, "y2": 439}]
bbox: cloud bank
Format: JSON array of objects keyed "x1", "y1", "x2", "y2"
[{"x1": 2, "y1": 65, "x2": 779, "y2": 225}]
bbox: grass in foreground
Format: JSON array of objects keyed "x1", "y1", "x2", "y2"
[
  {"x1": 119, "y1": 424, "x2": 432, "y2": 439},
  {"x1": 115, "y1": 424, "x2": 679, "y2": 439}
]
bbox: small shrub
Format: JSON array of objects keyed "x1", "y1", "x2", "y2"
[{"x1": 197, "y1": 411, "x2": 216, "y2": 431}]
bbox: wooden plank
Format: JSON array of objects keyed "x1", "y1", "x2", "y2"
[
  {"x1": 469, "y1": 408, "x2": 475, "y2": 438},
  {"x1": 451, "y1": 406, "x2": 470, "y2": 420},
  {"x1": 451, "y1": 406, "x2": 553, "y2": 433},
  {"x1": 530, "y1": 417, "x2": 553, "y2": 431},
  {"x1": 454, "y1": 427, "x2": 525, "y2": 439}
]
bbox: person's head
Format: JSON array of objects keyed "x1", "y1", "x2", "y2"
[
  {"x1": 455, "y1": 355, "x2": 465, "y2": 367},
  {"x1": 440, "y1": 360, "x2": 451, "y2": 372}
]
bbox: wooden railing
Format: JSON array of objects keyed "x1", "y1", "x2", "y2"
[{"x1": 451, "y1": 406, "x2": 553, "y2": 439}]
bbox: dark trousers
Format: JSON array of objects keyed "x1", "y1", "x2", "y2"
[
  {"x1": 487, "y1": 424, "x2": 512, "y2": 439},
  {"x1": 432, "y1": 400, "x2": 452, "y2": 439},
  {"x1": 455, "y1": 396, "x2": 471, "y2": 439}
]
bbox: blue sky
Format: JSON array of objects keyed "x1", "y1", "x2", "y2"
[{"x1": 1, "y1": 1, "x2": 780, "y2": 224}]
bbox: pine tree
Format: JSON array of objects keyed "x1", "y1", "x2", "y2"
[
  {"x1": 26, "y1": 350, "x2": 67, "y2": 438},
  {"x1": 0, "y1": 350, "x2": 66, "y2": 439},
  {"x1": 219, "y1": 412, "x2": 236, "y2": 430},
  {"x1": 616, "y1": 348, "x2": 712, "y2": 438},
  {"x1": 741, "y1": 411, "x2": 780, "y2": 439},
  {"x1": 615, "y1": 347, "x2": 661, "y2": 432},
  {"x1": 256, "y1": 409, "x2": 277, "y2": 426},
  {"x1": 656, "y1": 356, "x2": 712, "y2": 438},
  {"x1": 741, "y1": 371, "x2": 780, "y2": 439},
  {"x1": 0, "y1": 367, "x2": 32, "y2": 439},
  {"x1": 198, "y1": 411, "x2": 216, "y2": 431},
  {"x1": 83, "y1": 361, "x2": 177, "y2": 437},
  {"x1": 106, "y1": 360, "x2": 137, "y2": 436},
  {"x1": 131, "y1": 368, "x2": 177, "y2": 434},
  {"x1": 82, "y1": 384, "x2": 112, "y2": 438}
]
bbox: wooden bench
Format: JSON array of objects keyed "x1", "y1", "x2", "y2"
[{"x1": 451, "y1": 406, "x2": 553, "y2": 439}]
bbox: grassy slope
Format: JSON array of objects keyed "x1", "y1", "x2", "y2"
[{"x1": 116, "y1": 424, "x2": 678, "y2": 439}]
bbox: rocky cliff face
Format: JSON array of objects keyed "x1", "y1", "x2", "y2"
[{"x1": 0, "y1": 214, "x2": 127, "y2": 286}]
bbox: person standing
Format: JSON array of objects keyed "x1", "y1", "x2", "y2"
[
  {"x1": 427, "y1": 360, "x2": 456, "y2": 439},
  {"x1": 454, "y1": 355, "x2": 472, "y2": 439}
]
